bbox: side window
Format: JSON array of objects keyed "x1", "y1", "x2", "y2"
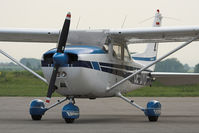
[
  {"x1": 124, "y1": 46, "x2": 131, "y2": 61},
  {"x1": 112, "y1": 44, "x2": 131, "y2": 61},
  {"x1": 113, "y1": 45, "x2": 122, "y2": 60}
]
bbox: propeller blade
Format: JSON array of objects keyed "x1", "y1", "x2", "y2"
[
  {"x1": 46, "y1": 65, "x2": 59, "y2": 103},
  {"x1": 45, "y1": 12, "x2": 71, "y2": 103},
  {"x1": 57, "y1": 12, "x2": 71, "y2": 53}
]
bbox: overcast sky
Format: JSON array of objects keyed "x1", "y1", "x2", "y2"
[{"x1": 0, "y1": 0, "x2": 199, "y2": 66}]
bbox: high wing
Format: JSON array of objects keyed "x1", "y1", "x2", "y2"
[
  {"x1": 108, "y1": 26, "x2": 199, "y2": 44},
  {"x1": 1, "y1": 26, "x2": 199, "y2": 45},
  {"x1": 0, "y1": 28, "x2": 59, "y2": 43},
  {"x1": 150, "y1": 72, "x2": 199, "y2": 86},
  {"x1": 0, "y1": 28, "x2": 107, "y2": 47}
]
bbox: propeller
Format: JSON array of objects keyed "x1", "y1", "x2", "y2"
[{"x1": 45, "y1": 12, "x2": 71, "y2": 103}]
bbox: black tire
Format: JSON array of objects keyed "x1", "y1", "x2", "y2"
[
  {"x1": 64, "y1": 118, "x2": 75, "y2": 123},
  {"x1": 31, "y1": 115, "x2": 42, "y2": 120},
  {"x1": 148, "y1": 116, "x2": 158, "y2": 122}
]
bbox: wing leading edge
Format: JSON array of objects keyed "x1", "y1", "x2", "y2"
[
  {"x1": 0, "y1": 28, "x2": 108, "y2": 47},
  {"x1": 1, "y1": 26, "x2": 199, "y2": 45},
  {"x1": 108, "y1": 26, "x2": 199, "y2": 44},
  {"x1": 0, "y1": 28, "x2": 59, "y2": 43}
]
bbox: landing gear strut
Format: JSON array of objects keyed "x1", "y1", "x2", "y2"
[
  {"x1": 29, "y1": 97, "x2": 79, "y2": 123},
  {"x1": 117, "y1": 92, "x2": 161, "y2": 122}
]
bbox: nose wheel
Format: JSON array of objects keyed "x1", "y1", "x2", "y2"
[
  {"x1": 148, "y1": 116, "x2": 159, "y2": 122},
  {"x1": 62, "y1": 98, "x2": 79, "y2": 123},
  {"x1": 29, "y1": 97, "x2": 80, "y2": 123},
  {"x1": 64, "y1": 118, "x2": 75, "y2": 123}
]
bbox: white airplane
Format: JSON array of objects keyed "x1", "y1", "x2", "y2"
[{"x1": 0, "y1": 10, "x2": 199, "y2": 123}]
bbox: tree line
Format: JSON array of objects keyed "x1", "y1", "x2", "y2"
[
  {"x1": 155, "y1": 58, "x2": 199, "y2": 73},
  {"x1": 0, "y1": 58, "x2": 41, "y2": 71}
]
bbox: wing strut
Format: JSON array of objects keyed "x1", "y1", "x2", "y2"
[
  {"x1": 106, "y1": 34, "x2": 199, "y2": 92},
  {"x1": 0, "y1": 49, "x2": 48, "y2": 84}
]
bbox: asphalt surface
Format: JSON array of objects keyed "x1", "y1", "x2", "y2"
[{"x1": 0, "y1": 97, "x2": 199, "y2": 133}]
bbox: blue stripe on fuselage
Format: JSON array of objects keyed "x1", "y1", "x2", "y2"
[
  {"x1": 41, "y1": 60, "x2": 148, "y2": 85},
  {"x1": 41, "y1": 60, "x2": 135, "y2": 78},
  {"x1": 41, "y1": 60, "x2": 139, "y2": 72},
  {"x1": 132, "y1": 56, "x2": 156, "y2": 61},
  {"x1": 91, "y1": 62, "x2": 100, "y2": 70}
]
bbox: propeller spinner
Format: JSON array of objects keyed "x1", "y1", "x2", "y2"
[{"x1": 46, "y1": 12, "x2": 71, "y2": 103}]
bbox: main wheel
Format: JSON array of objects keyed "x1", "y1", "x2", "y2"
[
  {"x1": 64, "y1": 118, "x2": 75, "y2": 123},
  {"x1": 31, "y1": 115, "x2": 42, "y2": 120},
  {"x1": 148, "y1": 116, "x2": 158, "y2": 122}
]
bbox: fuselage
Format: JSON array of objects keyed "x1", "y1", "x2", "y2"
[{"x1": 41, "y1": 45, "x2": 149, "y2": 99}]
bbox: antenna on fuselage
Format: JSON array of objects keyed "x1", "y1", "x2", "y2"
[
  {"x1": 121, "y1": 15, "x2": 127, "y2": 28},
  {"x1": 76, "y1": 16, "x2": 81, "y2": 29}
]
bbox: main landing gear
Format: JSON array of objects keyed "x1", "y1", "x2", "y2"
[
  {"x1": 29, "y1": 97, "x2": 79, "y2": 123},
  {"x1": 117, "y1": 92, "x2": 161, "y2": 122}
]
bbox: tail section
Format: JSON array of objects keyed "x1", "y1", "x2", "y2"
[{"x1": 132, "y1": 9, "x2": 162, "y2": 71}]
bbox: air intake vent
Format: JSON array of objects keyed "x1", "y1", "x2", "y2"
[{"x1": 60, "y1": 82, "x2": 67, "y2": 87}]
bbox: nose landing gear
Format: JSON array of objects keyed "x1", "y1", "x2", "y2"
[
  {"x1": 62, "y1": 99, "x2": 79, "y2": 123},
  {"x1": 29, "y1": 97, "x2": 79, "y2": 123}
]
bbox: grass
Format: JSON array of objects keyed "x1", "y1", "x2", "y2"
[
  {"x1": 0, "y1": 71, "x2": 199, "y2": 97},
  {"x1": 0, "y1": 71, "x2": 59, "y2": 97},
  {"x1": 126, "y1": 82, "x2": 199, "y2": 97}
]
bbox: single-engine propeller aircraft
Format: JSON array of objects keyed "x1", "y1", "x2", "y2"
[{"x1": 1, "y1": 10, "x2": 199, "y2": 123}]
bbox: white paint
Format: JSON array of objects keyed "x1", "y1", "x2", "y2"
[{"x1": 42, "y1": 53, "x2": 143, "y2": 98}]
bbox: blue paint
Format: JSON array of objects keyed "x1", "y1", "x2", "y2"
[
  {"x1": 92, "y1": 62, "x2": 100, "y2": 70},
  {"x1": 53, "y1": 53, "x2": 68, "y2": 66},
  {"x1": 29, "y1": 99, "x2": 47, "y2": 115},
  {"x1": 62, "y1": 103, "x2": 79, "y2": 119},
  {"x1": 132, "y1": 56, "x2": 156, "y2": 61},
  {"x1": 44, "y1": 45, "x2": 106, "y2": 55},
  {"x1": 144, "y1": 100, "x2": 161, "y2": 117}
]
